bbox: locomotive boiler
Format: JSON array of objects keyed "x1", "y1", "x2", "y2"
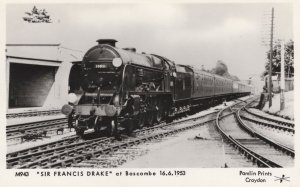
[{"x1": 61, "y1": 39, "x2": 252, "y2": 136}]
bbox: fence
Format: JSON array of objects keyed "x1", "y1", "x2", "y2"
[{"x1": 271, "y1": 78, "x2": 294, "y2": 93}]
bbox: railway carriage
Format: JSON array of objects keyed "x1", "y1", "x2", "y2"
[
  {"x1": 170, "y1": 64, "x2": 193, "y2": 116},
  {"x1": 234, "y1": 81, "x2": 252, "y2": 95}
]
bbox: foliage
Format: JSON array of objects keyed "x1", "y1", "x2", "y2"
[{"x1": 263, "y1": 40, "x2": 294, "y2": 78}]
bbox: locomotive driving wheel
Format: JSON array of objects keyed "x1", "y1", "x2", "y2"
[
  {"x1": 154, "y1": 106, "x2": 164, "y2": 123},
  {"x1": 137, "y1": 112, "x2": 146, "y2": 129},
  {"x1": 94, "y1": 116, "x2": 101, "y2": 134},
  {"x1": 105, "y1": 119, "x2": 117, "y2": 137},
  {"x1": 144, "y1": 109, "x2": 154, "y2": 127},
  {"x1": 75, "y1": 129, "x2": 84, "y2": 137},
  {"x1": 94, "y1": 126, "x2": 100, "y2": 133},
  {"x1": 125, "y1": 118, "x2": 135, "y2": 136}
]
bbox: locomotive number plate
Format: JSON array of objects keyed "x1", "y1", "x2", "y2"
[{"x1": 95, "y1": 64, "x2": 107, "y2": 68}]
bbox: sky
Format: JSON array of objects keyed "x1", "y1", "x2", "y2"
[{"x1": 6, "y1": 3, "x2": 293, "y2": 80}]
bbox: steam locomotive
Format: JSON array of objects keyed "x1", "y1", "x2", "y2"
[{"x1": 61, "y1": 39, "x2": 252, "y2": 136}]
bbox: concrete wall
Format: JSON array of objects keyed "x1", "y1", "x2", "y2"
[
  {"x1": 6, "y1": 44, "x2": 60, "y2": 60},
  {"x1": 42, "y1": 47, "x2": 82, "y2": 108},
  {"x1": 6, "y1": 44, "x2": 83, "y2": 112},
  {"x1": 9, "y1": 63, "x2": 57, "y2": 107}
]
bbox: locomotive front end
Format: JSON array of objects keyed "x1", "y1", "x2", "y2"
[{"x1": 62, "y1": 39, "x2": 124, "y2": 136}]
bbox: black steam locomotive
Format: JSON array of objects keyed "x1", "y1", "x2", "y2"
[{"x1": 61, "y1": 39, "x2": 252, "y2": 136}]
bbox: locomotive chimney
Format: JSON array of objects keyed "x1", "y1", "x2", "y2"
[
  {"x1": 96, "y1": 39, "x2": 118, "y2": 47},
  {"x1": 122, "y1": 47, "x2": 136, "y2": 53}
]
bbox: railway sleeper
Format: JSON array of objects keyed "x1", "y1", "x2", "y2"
[
  {"x1": 9, "y1": 106, "x2": 239, "y2": 168},
  {"x1": 241, "y1": 116, "x2": 294, "y2": 133},
  {"x1": 245, "y1": 109, "x2": 294, "y2": 128}
]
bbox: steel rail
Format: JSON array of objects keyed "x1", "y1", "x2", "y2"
[
  {"x1": 6, "y1": 110, "x2": 62, "y2": 119},
  {"x1": 7, "y1": 111, "x2": 218, "y2": 169},
  {"x1": 215, "y1": 100, "x2": 283, "y2": 168},
  {"x1": 53, "y1": 119, "x2": 217, "y2": 169},
  {"x1": 17, "y1": 118, "x2": 216, "y2": 169},
  {"x1": 26, "y1": 99, "x2": 252, "y2": 169},
  {"x1": 244, "y1": 108, "x2": 294, "y2": 128},
  {"x1": 239, "y1": 114, "x2": 294, "y2": 133},
  {"x1": 236, "y1": 104, "x2": 294, "y2": 157},
  {"x1": 7, "y1": 118, "x2": 68, "y2": 136},
  {"x1": 8, "y1": 97, "x2": 252, "y2": 169},
  {"x1": 7, "y1": 136, "x2": 80, "y2": 158}
]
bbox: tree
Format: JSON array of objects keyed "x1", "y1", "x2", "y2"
[{"x1": 263, "y1": 40, "x2": 294, "y2": 78}]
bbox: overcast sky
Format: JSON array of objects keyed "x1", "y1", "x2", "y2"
[{"x1": 6, "y1": 3, "x2": 293, "y2": 80}]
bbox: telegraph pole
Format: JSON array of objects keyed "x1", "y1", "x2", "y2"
[
  {"x1": 268, "y1": 7, "x2": 274, "y2": 107},
  {"x1": 280, "y1": 40, "x2": 285, "y2": 110}
]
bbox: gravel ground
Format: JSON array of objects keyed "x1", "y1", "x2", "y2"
[
  {"x1": 7, "y1": 130, "x2": 76, "y2": 154},
  {"x1": 121, "y1": 121, "x2": 256, "y2": 168},
  {"x1": 7, "y1": 96, "x2": 254, "y2": 168},
  {"x1": 242, "y1": 119, "x2": 294, "y2": 149},
  {"x1": 219, "y1": 112, "x2": 294, "y2": 167},
  {"x1": 6, "y1": 112, "x2": 71, "y2": 153},
  {"x1": 219, "y1": 115, "x2": 253, "y2": 139},
  {"x1": 119, "y1": 96, "x2": 254, "y2": 168},
  {"x1": 263, "y1": 91, "x2": 294, "y2": 120}
]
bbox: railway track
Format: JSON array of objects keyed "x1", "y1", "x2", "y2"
[
  {"x1": 238, "y1": 102, "x2": 294, "y2": 151},
  {"x1": 6, "y1": 109, "x2": 62, "y2": 119},
  {"x1": 6, "y1": 117, "x2": 68, "y2": 140},
  {"x1": 72, "y1": 113, "x2": 219, "y2": 168},
  {"x1": 239, "y1": 110, "x2": 294, "y2": 133},
  {"x1": 7, "y1": 109, "x2": 219, "y2": 169},
  {"x1": 216, "y1": 99, "x2": 294, "y2": 168},
  {"x1": 243, "y1": 108, "x2": 294, "y2": 128}
]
